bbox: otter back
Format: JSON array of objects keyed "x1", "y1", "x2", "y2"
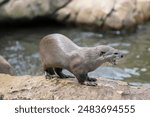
[{"x1": 40, "y1": 34, "x2": 80, "y2": 68}]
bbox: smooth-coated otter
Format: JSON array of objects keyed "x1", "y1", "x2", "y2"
[
  {"x1": 39, "y1": 34, "x2": 124, "y2": 86},
  {"x1": 0, "y1": 55, "x2": 15, "y2": 75}
]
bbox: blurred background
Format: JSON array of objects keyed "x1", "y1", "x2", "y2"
[{"x1": 0, "y1": 0, "x2": 150, "y2": 87}]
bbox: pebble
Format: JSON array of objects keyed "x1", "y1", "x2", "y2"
[
  {"x1": 117, "y1": 91, "x2": 124, "y2": 95},
  {"x1": 141, "y1": 68, "x2": 147, "y2": 72},
  {"x1": 136, "y1": 55, "x2": 140, "y2": 58}
]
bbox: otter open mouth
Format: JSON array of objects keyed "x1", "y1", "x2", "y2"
[
  {"x1": 111, "y1": 58, "x2": 120, "y2": 65},
  {"x1": 112, "y1": 56, "x2": 123, "y2": 65}
]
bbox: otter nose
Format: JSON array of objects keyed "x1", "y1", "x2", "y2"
[
  {"x1": 114, "y1": 52, "x2": 124, "y2": 58},
  {"x1": 120, "y1": 54, "x2": 124, "y2": 58}
]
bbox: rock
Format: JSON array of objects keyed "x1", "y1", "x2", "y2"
[
  {"x1": 0, "y1": 0, "x2": 9, "y2": 6},
  {"x1": 0, "y1": 0, "x2": 71, "y2": 20},
  {"x1": 0, "y1": 0, "x2": 149, "y2": 30},
  {"x1": 56, "y1": 0, "x2": 116, "y2": 26},
  {"x1": 136, "y1": 0, "x2": 150, "y2": 22},
  {"x1": 105, "y1": 0, "x2": 137, "y2": 29},
  {"x1": 0, "y1": 55, "x2": 16, "y2": 75},
  {"x1": 56, "y1": 0, "x2": 150, "y2": 29},
  {"x1": 0, "y1": 74, "x2": 150, "y2": 99}
]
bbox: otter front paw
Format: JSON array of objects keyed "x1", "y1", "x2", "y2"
[
  {"x1": 84, "y1": 81, "x2": 97, "y2": 86},
  {"x1": 45, "y1": 72, "x2": 56, "y2": 79},
  {"x1": 87, "y1": 78, "x2": 97, "y2": 82}
]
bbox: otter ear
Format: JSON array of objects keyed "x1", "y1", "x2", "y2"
[{"x1": 99, "y1": 51, "x2": 106, "y2": 56}]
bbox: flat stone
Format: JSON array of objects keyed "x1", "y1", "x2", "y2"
[{"x1": 0, "y1": 74, "x2": 150, "y2": 99}]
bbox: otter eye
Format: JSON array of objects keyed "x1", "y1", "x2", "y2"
[
  {"x1": 114, "y1": 52, "x2": 118, "y2": 55},
  {"x1": 99, "y1": 51, "x2": 106, "y2": 56}
]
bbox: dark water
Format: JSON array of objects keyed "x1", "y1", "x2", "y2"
[{"x1": 0, "y1": 23, "x2": 150, "y2": 87}]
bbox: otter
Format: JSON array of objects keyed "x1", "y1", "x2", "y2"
[
  {"x1": 39, "y1": 34, "x2": 124, "y2": 86},
  {"x1": 0, "y1": 55, "x2": 15, "y2": 75}
]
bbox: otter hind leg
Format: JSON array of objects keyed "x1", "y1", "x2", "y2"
[
  {"x1": 75, "y1": 73, "x2": 97, "y2": 86},
  {"x1": 45, "y1": 67, "x2": 55, "y2": 79},
  {"x1": 54, "y1": 68, "x2": 74, "y2": 78}
]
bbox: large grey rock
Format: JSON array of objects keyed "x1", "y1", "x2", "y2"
[
  {"x1": 104, "y1": 0, "x2": 137, "y2": 29},
  {"x1": 56, "y1": 0, "x2": 116, "y2": 25},
  {"x1": 0, "y1": 0, "x2": 70, "y2": 20},
  {"x1": 56, "y1": 0, "x2": 150, "y2": 29},
  {"x1": 0, "y1": 0, "x2": 149, "y2": 29},
  {"x1": 0, "y1": 74, "x2": 150, "y2": 99}
]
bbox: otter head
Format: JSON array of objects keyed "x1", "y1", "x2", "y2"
[{"x1": 96, "y1": 45, "x2": 124, "y2": 65}]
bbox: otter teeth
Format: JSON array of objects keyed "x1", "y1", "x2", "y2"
[
  {"x1": 113, "y1": 60, "x2": 116, "y2": 65},
  {"x1": 111, "y1": 59, "x2": 118, "y2": 65}
]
